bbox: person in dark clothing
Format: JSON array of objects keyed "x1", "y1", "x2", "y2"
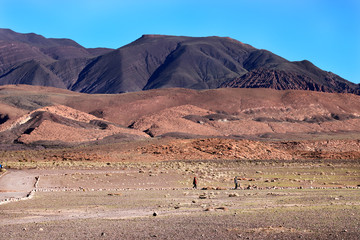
[
  {"x1": 234, "y1": 176, "x2": 239, "y2": 189},
  {"x1": 193, "y1": 177, "x2": 197, "y2": 189}
]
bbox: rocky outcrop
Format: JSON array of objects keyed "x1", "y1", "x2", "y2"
[{"x1": 221, "y1": 68, "x2": 360, "y2": 94}]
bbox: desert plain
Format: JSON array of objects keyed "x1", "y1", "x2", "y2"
[{"x1": 0, "y1": 85, "x2": 359, "y2": 239}]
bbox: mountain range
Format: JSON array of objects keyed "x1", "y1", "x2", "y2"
[{"x1": 0, "y1": 28, "x2": 358, "y2": 94}]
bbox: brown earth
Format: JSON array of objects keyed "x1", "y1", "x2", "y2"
[
  {"x1": 1, "y1": 85, "x2": 360, "y2": 147},
  {"x1": 0, "y1": 160, "x2": 359, "y2": 239},
  {"x1": 1, "y1": 85, "x2": 360, "y2": 239}
]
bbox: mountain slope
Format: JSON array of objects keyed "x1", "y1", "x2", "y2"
[
  {"x1": 2, "y1": 85, "x2": 360, "y2": 146},
  {"x1": 0, "y1": 28, "x2": 113, "y2": 89},
  {"x1": 0, "y1": 29, "x2": 358, "y2": 94},
  {"x1": 72, "y1": 35, "x2": 257, "y2": 93}
]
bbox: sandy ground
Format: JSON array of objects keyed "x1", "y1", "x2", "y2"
[
  {"x1": 0, "y1": 160, "x2": 359, "y2": 239},
  {"x1": 0, "y1": 169, "x2": 38, "y2": 201}
]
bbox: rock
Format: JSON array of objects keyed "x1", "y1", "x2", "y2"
[
  {"x1": 229, "y1": 193, "x2": 239, "y2": 197},
  {"x1": 199, "y1": 194, "x2": 207, "y2": 199},
  {"x1": 153, "y1": 212, "x2": 157, "y2": 216},
  {"x1": 216, "y1": 206, "x2": 228, "y2": 211},
  {"x1": 108, "y1": 193, "x2": 122, "y2": 196},
  {"x1": 101, "y1": 232, "x2": 106, "y2": 237},
  {"x1": 39, "y1": 228, "x2": 44, "y2": 232}
]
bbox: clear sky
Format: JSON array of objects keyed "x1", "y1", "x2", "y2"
[{"x1": 1, "y1": 0, "x2": 359, "y2": 83}]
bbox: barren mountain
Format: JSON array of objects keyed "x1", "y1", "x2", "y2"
[
  {"x1": 1, "y1": 85, "x2": 360, "y2": 147},
  {"x1": 0, "y1": 28, "x2": 113, "y2": 89},
  {"x1": 0, "y1": 29, "x2": 358, "y2": 94}
]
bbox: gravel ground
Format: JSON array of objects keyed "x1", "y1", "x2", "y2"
[{"x1": 0, "y1": 160, "x2": 359, "y2": 239}]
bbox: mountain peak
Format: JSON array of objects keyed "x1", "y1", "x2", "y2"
[{"x1": 0, "y1": 29, "x2": 358, "y2": 95}]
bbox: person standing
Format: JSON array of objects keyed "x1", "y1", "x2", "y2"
[
  {"x1": 234, "y1": 176, "x2": 239, "y2": 189},
  {"x1": 193, "y1": 177, "x2": 197, "y2": 189}
]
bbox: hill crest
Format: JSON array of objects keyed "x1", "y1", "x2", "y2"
[{"x1": 0, "y1": 29, "x2": 358, "y2": 94}]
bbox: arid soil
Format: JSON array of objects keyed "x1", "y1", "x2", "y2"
[
  {"x1": 2, "y1": 137, "x2": 360, "y2": 164},
  {"x1": 0, "y1": 159, "x2": 359, "y2": 240},
  {"x1": 2, "y1": 85, "x2": 360, "y2": 146},
  {"x1": 1, "y1": 85, "x2": 360, "y2": 239}
]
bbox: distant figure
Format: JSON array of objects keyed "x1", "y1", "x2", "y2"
[
  {"x1": 234, "y1": 176, "x2": 239, "y2": 189},
  {"x1": 193, "y1": 177, "x2": 197, "y2": 189}
]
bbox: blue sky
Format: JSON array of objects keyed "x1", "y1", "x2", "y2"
[{"x1": 1, "y1": 0, "x2": 359, "y2": 83}]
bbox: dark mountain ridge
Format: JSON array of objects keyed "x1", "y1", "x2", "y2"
[{"x1": 0, "y1": 29, "x2": 358, "y2": 94}]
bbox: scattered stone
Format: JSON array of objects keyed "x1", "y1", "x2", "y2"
[
  {"x1": 216, "y1": 206, "x2": 228, "y2": 211},
  {"x1": 199, "y1": 194, "x2": 207, "y2": 199},
  {"x1": 229, "y1": 193, "x2": 239, "y2": 197},
  {"x1": 108, "y1": 193, "x2": 122, "y2": 196},
  {"x1": 101, "y1": 232, "x2": 106, "y2": 237},
  {"x1": 153, "y1": 212, "x2": 157, "y2": 216},
  {"x1": 39, "y1": 228, "x2": 44, "y2": 232}
]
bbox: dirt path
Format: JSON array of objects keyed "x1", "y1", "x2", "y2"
[{"x1": 0, "y1": 169, "x2": 38, "y2": 203}]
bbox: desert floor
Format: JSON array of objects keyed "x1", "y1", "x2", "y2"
[{"x1": 0, "y1": 158, "x2": 359, "y2": 240}]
